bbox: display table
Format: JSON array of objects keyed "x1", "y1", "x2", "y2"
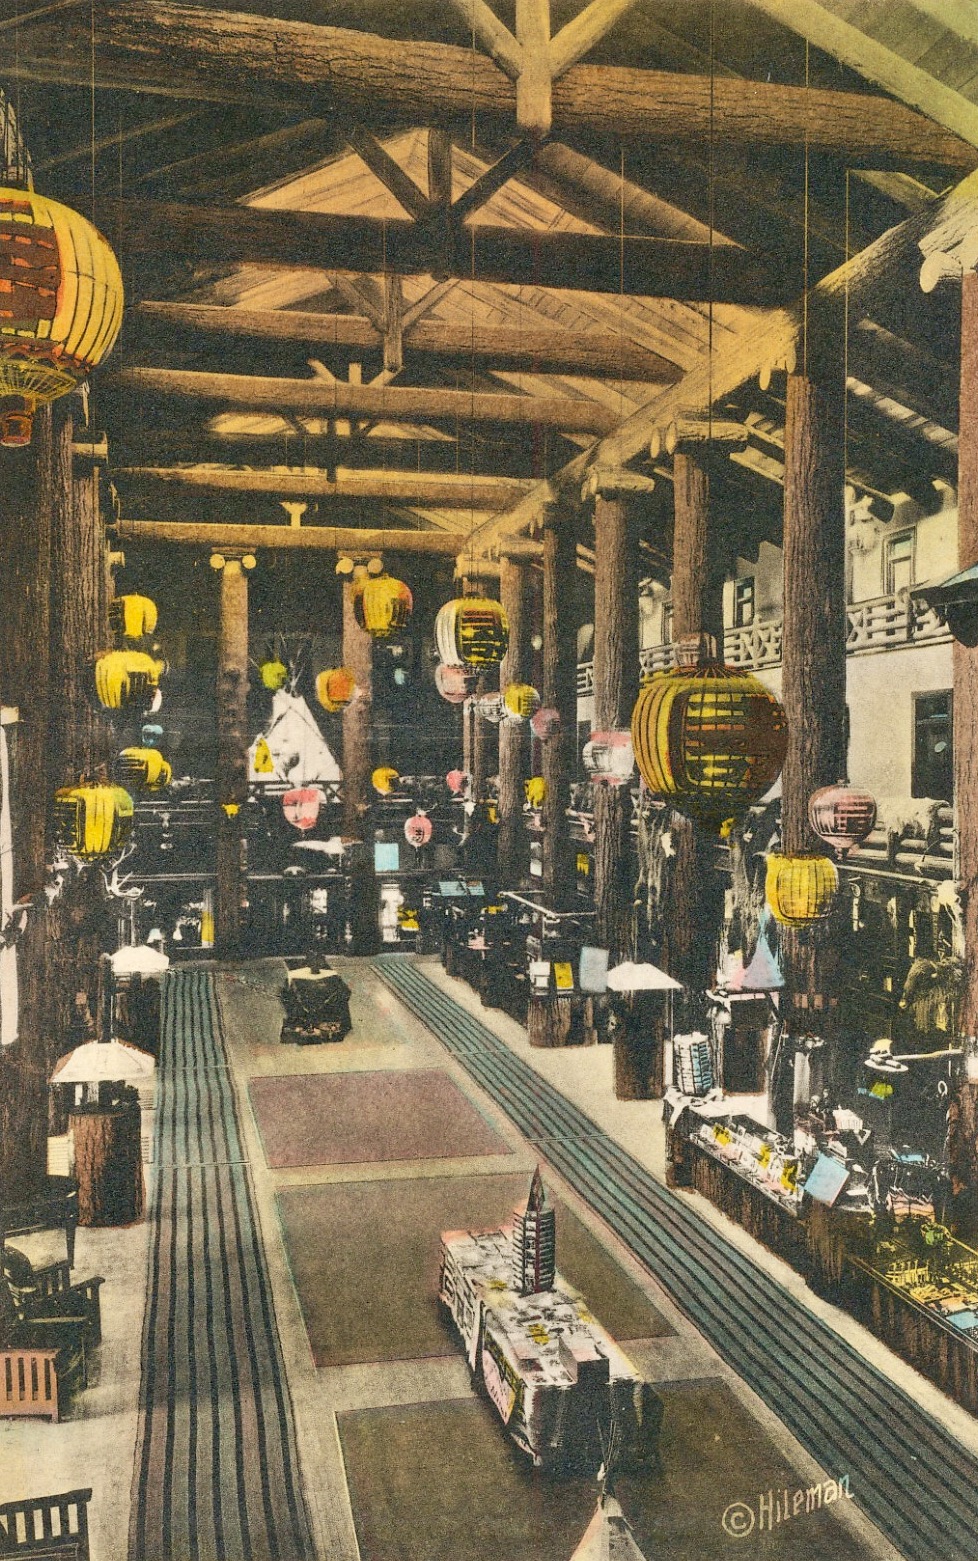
[
  {"x1": 69, "y1": 1103, "x2": 144, "y2": 1227},
  {"x1": 280, "y1": 966, "x2": 352, "y2": 1044}
]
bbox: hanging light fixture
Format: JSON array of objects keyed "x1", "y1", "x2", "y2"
[
  {"x1": 435, "y1": 663, "x2": 478, "y2": 704},
  {"x1": 530, "y1": 706, "x2": 560, "y2": 741},
  {"x1": 630, "y1": 639, "x2": 787, "y2": 831},
  {"x1": 372, "y1": 765, "x2": 400, "y2": 795},
  {"x1": 808, "y1": 780, "x2": 877, "y2": 860},
  {"x1": 765, "y1": 852, "x2": 839, "y2": 928},
  {"x1": 259, "y1": 657, "x2": 288, "y2": 691},
  {"x1": 503, "y1": 682, "x2": 541, "y2": 721},
  {"x1": 53, "y1": 779, "x2": 133, "y2": 861},
  {"x1": 0, "y1": 186, "x2": 124, "y2": 447},
  {"x1": 353, "y1": 573, "x2": 413, "y2": 639},
  {"x1": 583, "y1": 730, "x2": 635, "y2": 786},
  {"x1": 404, "y1": 811, "x2": 433, "y2": 848},
  {"x1": 109, "y1": 594, "x2": 158, "y2": 642},
  {"x1": 116, "y1": 747, "x2": 171, "y2": 792},
  {"x1": 315, "y1": 666, "x2": 357, "y2": 712},
  {"x1": 94, "y1": 650, "x2": 166, "y2": 710},
  {"x1": 446, "y1": 768, "x2": 469, "y2": 794},
  {"x1": 282, "y1": 787, "x2": 323, "y2": 831},
  {"x1": 475, "y1": 690, "x2": 506, "y2": 725},
  {"x1": 435, "y1": 597, "x2": 509, "y2": 667}
]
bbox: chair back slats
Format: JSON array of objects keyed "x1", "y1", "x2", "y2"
[{"x1": 0, "y1": 1493, "x2": 91, "y2": 1558}]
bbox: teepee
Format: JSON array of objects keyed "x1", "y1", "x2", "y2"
[{"x1": 569, "y1": 1487, "x2": 650, "y2": 1561}]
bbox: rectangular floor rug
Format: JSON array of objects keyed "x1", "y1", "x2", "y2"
[
  {"x1": 276, "y1": 1172, "x2": 672, "y2": 1366},
  {"x1": 250, "y1": 1067, "x2": 512, "y2": 1167},
  {"x1": 337, "y1": 1382, "x2": 866, "y2": 1561}
]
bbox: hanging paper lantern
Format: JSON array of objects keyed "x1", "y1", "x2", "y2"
[
  {"x1": 0, "y1": 187, "x2": 124, "y2": 447},
  {"x1": 525, "y1": 775, "x2": 548, "y2": 808},
  {"x1": 372, "y1": 765, "x2": 400, "y2": 795},
  {"x1": 282, "y1": 787, "x2": 322, "y2": 831},
  {"x1": 583, "y1": 730, "x2": 635, "y2": 786},
  {"x1": 631, "y1": 656, "x2": 787, "y2": 831},
  {"x1": 316, "y1": 666, "x2": 357, "y2": 712},
  {"x1": 530, "y1": 706, "x2": 560, "y2": 741},
  {"x1": 94, "y1": 650, "x2": 165, "y2": 710},
  {"x1": 503, "y1": 682, "x2": 541, "y2": 721},
  {"x1": 116, "y1": 747, "x2": 171, "y2": 792},
  {"x1": 475, "y1": 691, "x2": 505, "y2": 724},
  {"x1": 53, "y1": 781, "x2": 133, "y2": 861},
  {"x1": 141, "y1": 722, "x2": 164, "y2": 747},
  {"x1": 252, "y1": 736, "x2": 274, "y2": 775},
  {"x1": 259, "y1": 658, "x2": 288, "y2": 691},
  {"x1": 435, "y1": 597, "x2": 509, "y2": 667},
  {"x1": 404, "y1": 812, "x2": 433, "y2": 848},
  {"x1": 765, "y1": 852, "x2": 839, "y2": 928},
  {"x1": 435, "y1": 663, "x2": 477, "y2": 704},
  {"x1": 353, "y1": 574, "x2": 413, "y2": 639},
  {"x1": 109, "y1": 594, "x2": 158, "y2": 641},
  {"x1": 808, "y1": 780, "x2": 877, "y2": 860},
  {"x1": 446, "y1": 769, "x2": 469, "y2": 794}
]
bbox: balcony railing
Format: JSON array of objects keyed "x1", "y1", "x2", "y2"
[{"x1": 577, "y1": 591, "x2": 951, "y2": 695}]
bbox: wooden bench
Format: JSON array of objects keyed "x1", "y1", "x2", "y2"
[
  {"x1": 0, "y1": 1489, "x2": 91, "y2": 1557},
  {"x1": 0, "y1": 1350, "x2": 64, "y2": 1423}
]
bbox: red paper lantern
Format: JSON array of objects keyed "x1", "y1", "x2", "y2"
[
  {"x1": 808, "y1": 780, "x2": 877, "y2": 860},
  {"x1": 435, "y1": 663, "x2": 477, "y2": 704},
  {"x1": 283, "y1": 787, "x2": 322, "y2": 831},
  {"x1": 404, "y1": 812, "x2": 433, "y2": 848},
  {"x1": 531, "y1": 706, "x2": 560, "y2": 741},
  {"x1": 446, "y1": 769, "x2": 469, "y2": 794},
  {"x1": 316, "y1": 666, "x2": 357, "y2": 712}
]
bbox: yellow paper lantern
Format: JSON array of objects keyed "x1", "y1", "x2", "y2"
[
  {"x1": 259, "y1": 658, "x2": 288, "y2": 691},
  {"x1": 53, "y1": 781, "x2": 133, "y2": 861},
  {"x1": 0, "y1": 187, "x2": 124, "y2": 447},
  {"x1": 109, "y1": 594, "x2": 158, "y2": 641},
  {"x1": 525, "y1": 775, "x2": 548, "y2": 807},
  {"x1": 116, "y1": 747, "x2": 171, "y2": 792},
  {"x1": 631, "y1": 658, "x2": 787, "y2": 830},
  {"x1": 435, "y1": 597, "x2": 509, "y2": 667},
  {"x1": 316, "y1": 666, "x2": 357, "y2": 712},
  {"x1": 503, "y1": 682, "x2": 541, "y2": 720},
  {"x1": 765, "y1": 852, "x2": 839, "y2": 927},
  {"x1": 94, "y1": 650, "x2": 165, "y2": 710},
  {"x1": 353, "y1": 574, "x2": 413, "y2": 639},
  {"x1": 372, "y1": 765, "x2": 400, "y2": 795}
]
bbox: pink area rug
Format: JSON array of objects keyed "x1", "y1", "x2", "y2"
[{"x1": 249, "y1": 1068, "x2": 512, "y2": 1167}]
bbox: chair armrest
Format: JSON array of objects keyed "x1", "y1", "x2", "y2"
[{"x1": 33, "y1": 1260, "x2": 73, "y2": 1297}]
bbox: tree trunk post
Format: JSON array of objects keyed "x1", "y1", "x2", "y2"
[
  {"x1": 541, "y1": 502, "x2": 578, "y2": 911},
  {"x1": 214, "y1": 553, "x2": 252, "y2": 959},
  {"x1": 498, "y1": 557, "x2": 532, "y2": 887},
  {"x1": 662, "y1": 450, "x2": 728, "y2": 1027},
  {"x1": 780, "y1": 326, "x2": 848, "y2": 1024},
  {"x1": 342, "y1": 569, "x2": 379, "y2": 953}
]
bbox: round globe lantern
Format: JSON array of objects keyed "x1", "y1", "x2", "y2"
[
  {"x1": 282, "y1": 787, "x2": 322, "y2": 832},
  {"x1": 503, "y1": 682, "x2": 541, "y2": 721},
  {"x1": 530, "y1": 706, "x2": 560, "y2": 741},
  {"x1": 446, "y1": 769, "x2": 469, "y2": 795},
  {"x1": 583, "y1": 730, "x2": 635, "y2": 786},
  {"x1": 53, "y1": 781, "x2": 134, "y2": 861},
  {"x1": 259, "y1": 658, "x2": 288, "y2": 691},
  {"x1": 0, "y1": 186, "x2": 124, "y2": 447},
  {"x1": 808, "y1": 780, "x2": 877, "y2": 860},
  {"x1": 630, "y1": 652, "x2": 787, "y2": 830},
  {"x1": 404, "y1": 812, "x2": 433, "y2": 848},
  {"x1": 315, "y1": 666, "x2": 357, "y2": 713},
  {"x1": 94, "y1": 650, "x2": 166, "y2": 711},
  {"x1": 116, "y1": 747, "x2": 171, "y2": 792},
  {"x1": 435, "y1": 663, "x2": 477, "y2": 704},
  {"x1": 475, "y1": 691, "x2": 506, "y2": 725},
  {"x1": 372, "y1": 765, "x2": 400, "y2": 795},
  {"x1": 353, "y1": 574, "x2": 413, "y2": 640},
  {"x1": 109, "y1": 594, "x2": 158, "y2": 642},
  {"x1": 435, "y1": 597, "x2": 509, "y2": 667},
  {"x1": 765, "y1": 852, "x2": 839, "y2": 928}
]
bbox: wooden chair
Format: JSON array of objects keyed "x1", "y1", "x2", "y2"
[
  {"x1": 0, "y1": 1489, "x2": 91, "y2": 1558},
  {"x1": 1, "y1": 1249, "x2": 103, "y2": 1347},
  {"x1": 0, "y1": 1274, "x2": 87, "y2": 1422},
  {"x1": 0, "y1": 1180, "x2": 79, "y2": 1270}
]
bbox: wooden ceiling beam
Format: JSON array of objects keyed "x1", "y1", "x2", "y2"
[
  {"x1": 98, "y1": 197, "x2": 793, "y2": 304},
  {"x1": 133, "y1": 300, "x2": 682, "y2": 382},
  {"x1": 15, "y1": 2, "x2": 976, "y2": 169},
  {"x1": 111, "y1": 365, "x2": 622, "y2": 435},
  {"x1": 110, "y1": 465, "x2": 535, "y2": 509},
  {"x1": 113, "y1": 519, "x2": 467, "y2": 554}
]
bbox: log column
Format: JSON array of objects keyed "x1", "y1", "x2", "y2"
[
  {"x1": 498, "y1": 557, "x2": 532, "y2": 887},
  {"x1": 780, "y1": 320, "x2": 848, "y2": 1020},
  {"x1": 541, "y1": 501, "x2": 578, "y2": 911},
  {"x1": 342, "y1": 568, "x2": 379, "y2": 953},
  {"x1": 663, "y1": 451, "x2": 728, "y2": 1018},
  {"x1": 586, "y1": 469, "x2": 651, "y2": 962},
  {"x1": 213, "y1": 551, "x2": 253, "y2": 959}
]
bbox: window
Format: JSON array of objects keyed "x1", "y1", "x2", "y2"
[
  {"x1": 884, "y1": 532, "x2": 914, "y2": 596},
  {"x1": 661, "y1": 602, "x2": 673, "y2": 645},
  {"x1": 733, "y1": 577, "x2": 755, "y2": 628},
  {"x1": 913, "y1": 691, "x2": 953, "y2": 802}
]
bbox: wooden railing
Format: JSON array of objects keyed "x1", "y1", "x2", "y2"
[{"x1": 577, "y1": 591, "x2": 951, "y2": 694}]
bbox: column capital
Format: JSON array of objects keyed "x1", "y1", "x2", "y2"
[
  {"x1": 650, "y1": 416, "x2": 748, "y2": 460},
  {"x1": 209, "y1": 549, "x2": 257, "y2": 571},
  {"x1": 581, "y1": 465, "x2": 656, "y2": 504},
  {"x1": 920, "y1": 230, "x2": 978, "y2": 293}
]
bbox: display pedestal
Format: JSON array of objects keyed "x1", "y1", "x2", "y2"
[
  {"x1": 69, "y1": 1103, "x2": 144, "y2": 1226},
  {"x1": 528, "y1": 997, "x2": 586, "y2": 1048}
]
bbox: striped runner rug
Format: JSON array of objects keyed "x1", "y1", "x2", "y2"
[{"x1": 129, "y1": 968, "x2": 315, "y2": 1561}]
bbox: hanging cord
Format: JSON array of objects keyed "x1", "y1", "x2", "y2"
[
  {"x1": 89, "y1": 0, "x2": 97, "y2": 222},
  {"x1": 707, "y1": 0, "x2": 716, "y2": 444},
  {"x1": 802, "y1": 40, "x2": 810, "y2": 378}
]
